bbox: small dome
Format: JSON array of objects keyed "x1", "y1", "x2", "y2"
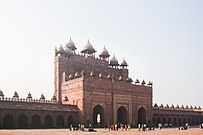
[
  {"x1": 66, "y1": 37, "x2": 77, "y2": 51},
  {"x1": 40, "y1": 93, "x2": 45, "y2": 100},
  {"x1": 107, "y1": 74, "x2": 111, "y2": 79},
  {"x1": 176, "y1": 105, "x2": 179, "y2": 109},
  {"x1": 170, "y1": 104, "x2": 174, "y2": 108},
  {"x1": 0, "y1": 89, "x2": 4, "y2": 97},
  {"x1": 13, "y1": 91, "x2": 19, "y2": 98},
  {"x1": 160, "y1": 104, "x2": 163, "y2": 108},
  {"x1": 185, "y1": 105, "x2": 189, "y2": 109},
  {"x1": 154, "y1": 103, "x2": 158, "y2": 107},
  {"x1": 190, "y1": 106, "x2": 193, "y2": 109},
  {"x1": 51, "y1": 95, "x2": 57, "y2": 101},
  {"x1": 135, "y1": 79, "x2": 140, "y2": 84},
  {"x1": 194, "y1": 106, "x2": 197, "y2": 109},
  {"x1": 181, "y1": 105, "x2": 184, "y2": 109},
  {"x1": 63, "y1": 95, "x2": 68, "y2": 101},
  {"x1": 99, "y1": 46, "x2": 110, "y2": 58},
  {"x1": 68, "y1": 74, "x2": 74, "y2": 79},
  {"x1": 59, "y1": 44, "x2": 64, "y2": 52},
  {"x1": 120, "y1": 58, "x2": 128, "y2": 67},
  {"x1": 64, "y1": 46, "x2": 73, "y2": 55},
  {"x1": 119, "y1": 76, "x2": 123, "y2": 80},
  {"x1": 27, "y1": 92, "x2": 32, "y2": 99},
  {"x1": 81, "y1": 40, "x2": 96, "y2": 54},
  {"x1": 141, "y1": 80, "x2": 146, "y2": 85},
  {"x1": 148, "y1": 81, "x2": 153, "y2": 86},
  {"x1": 165, "y1": 104, "x2": 169, "y2": 108},
  {"x1": 110, "y1": 55, "x2": 119, "y2": 66}
]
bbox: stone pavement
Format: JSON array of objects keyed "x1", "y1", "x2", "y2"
[{"x1": 0, "y1": 128, "x2": 202, "y2": 135}]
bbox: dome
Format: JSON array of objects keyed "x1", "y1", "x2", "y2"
[
  {"x1": 190, "y1": 106, "x2": 193, "y2": 109},
  {"x1": 40, "y1": 93, "x2": 45, "y2": 100},
  {"x1": 170, "y1": 104, "x2": 174, "y2": 108},
  {"x1": 141, "y1": 80, "x2": 146, "y2": 85},
  {"x1": 0, "y1": 89, "x2": 4, "y2": 97},
  {"x1": 68, "y1": 74, "x2": 74, "y2": 79},
  {"x1": 135, "y1": 79, "x2": 140, "y2": 84},
  {"x1": 64, "y1": 46, "x2": 73, "y2": 55},
  {"x1": 110, "y1": 55, "x2": 119, "y2": 66},
  {"x1": 160, "y1": 104, "x2": 163, "y2": 108},
  {"x1": 66, "y1": 37, "x2": 77, "y2": 51},
  {"x1": 27, "y1": 92, "x2": 32, "y2": 99},
  {"x1": 13, "y1": 91, "x2": 19, "y2": 98},
  {"x1": 59, "y1": 44, "x2": 64, "y2": 52},
  {"x1": 176, "y1": 105, "x2": 179, "y2": 109},
  {"x1": 63, "y1": 95, "x2": 68, "y2": 101},
  {"x1": 154, "y1": 103, "x2": 158, "y2": 107},
  {"x1": 120, "y1": 58, "x2": 128, "y2": 67},
  {"x1": 99, "y1": 46, "x2": 110, "y2": 58},
  {"x1": 165, "y1": 104, "x2": 169, "y2": 108},
  {"x1": 51, "y1": 95, "x2": 57, "y2": 101},
  {"x1": 81, "y1": 40, "x2": 96, "y2": 54}
]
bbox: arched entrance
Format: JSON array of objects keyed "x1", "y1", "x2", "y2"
[
  {"x1": 168, "y1": 117, "x2": 172, "y2": 126},
  {"x1": 192, "y1": 118, "x2": 195, "y2": 125},
  {"x1": 18, "y1": 114, "x2": 28, "y2": 128},
  {"x1": 57, "y1": 115, "x2": 64, "y2": 128},
  {"x1": 163, "y1": 117, "x2": 166, "y2": 125},
  {"x1": 156, "y1": 117, "x2": 161, "y2": 127},
  {"x1": 178, "y1": 117, "x2": 182, "y2": 126},
  {"x1": 3, "y1": 114, "x2": 14, "y2": 129},
  {"x1": 93, "y1": 105, "x2": 104, "y2": 127},
  {"x1": 44, "y1": 115, "x2": 53, "y2": 128},
  {"x1": 117, "y1": 106, "x2": 128, "y2": 124},
  {"x1": 32, "y1": 114, "x2": 41, "y2": 128},
  {"x1": 173, "y1": 117, "x2": 177, "y2": 127},
  {"x1": 183, "y1": 118, "x2": 186, "y2": 125},
  {"x1": 67, "y1": 115, "x2": 74, "y2": 127},
  {"x1": 138, "y1": 107, "x2": 146, "y2": 124}
]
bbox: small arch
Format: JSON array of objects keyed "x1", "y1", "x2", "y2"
[
  {"x1": 162, "y1": 117, "x2": 166, "y2": 125},
  {"x1": 173, "y1": 117, "x2": 177, "y2": 127},
  {"x1": 3, "y1": 114, "x2": 15, "y2": 129},
  {"x1": 117, "y1": 106, "x2": 128, "y2": 124},
  {"x1": 187, "y1": 117, "x2": 190, "y2": 124},
  {"x1": 183, "y1": 117, "x2": 186, "y2": 125},
  {"x1": 192, "y1": 118, "x2": 195, "y2": 125},
  {"x1": 67, "y1": 115, "x2": 74, "y2": 127},
  {"x1": 18, "y1": 114, "x2": 28, "y2": 128},
  {"x1": 57, "y1": 115, "x2": 64, "y2": 128},
  {"x1": 156, "y1": 117, "x2": 161, "y2": 127},
  {"x1": 44, "y1": 115, "x2": 53, "y2": 128},
  {"x1": 178, "y1": 117, "x2": 182, "y2": 126},
  {"x1": 32, "y1": 114, "x2": 41, "y2": 128},
  {"x1": 168, "y1": 117, "x2": 172, "y2": 125},
  {"x1": 93, "y1": 105, "x2": 105, "y2": 127},
  {"x1": 138, "y1": 107, "x2": 146, "y2": 124}
]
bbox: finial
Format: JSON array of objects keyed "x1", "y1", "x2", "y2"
[
  {"x1": 70, "y1": 37, "x2": 72, "y2": 41},
  {"x1": 87, "y1": 39, "x2": 90, "y2": 43}
]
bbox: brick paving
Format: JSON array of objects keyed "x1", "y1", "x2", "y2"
[{"x1": 0, "y1": 128, "x2": 203, "y2": 135}]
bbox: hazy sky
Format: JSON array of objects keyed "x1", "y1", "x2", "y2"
[{"x1": 0, "y1": 0, "x2": 202, "y2": 107}]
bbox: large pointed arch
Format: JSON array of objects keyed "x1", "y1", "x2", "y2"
[
  {"x1": 3, "y1": 114, "x2": 15, "y2": 129},
  {"x1": 18, "y1": 114, "x2": 28, "y2": 128},
  {"x1": 138, "y1": 107, "x2": 146, "y2": 124},
  {"x1": 93, "y1": 105, "x2": 105, "y2": 127},
  {"x1": 44, "y1": 115, "x2": 53, "y2": 128},
  {"x1": 57, "y1": 115, "x2": 64, "y2": 128},
  {"x1": 117, "y1": 106, "x2": 128, "y2": 124},
  {"x1": 32, "y1": 114, "x2": 41, "y2": 128}
]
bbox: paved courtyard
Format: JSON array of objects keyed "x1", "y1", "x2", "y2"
[{"x1": 0, "y1": 128, "x2": 202, "y2": 135}]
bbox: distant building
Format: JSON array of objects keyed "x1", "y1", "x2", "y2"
[{"x1": 0, "y1": 38, "x2": 202, "y2": 129}]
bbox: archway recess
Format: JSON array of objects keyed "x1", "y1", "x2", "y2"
[
  {"x1": 93, "y1": 105, "x2": 105, "y2": 127},
  {"x1": 138, "y1": 107, "x2": 146, "y2": 124},
  {"x1": 117, "y1": 106, "x2": 128, "y2": 124}
]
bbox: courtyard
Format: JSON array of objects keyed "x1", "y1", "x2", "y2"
[{"x1": 0, "y1": 128, "x2": 202, "y2": 135}]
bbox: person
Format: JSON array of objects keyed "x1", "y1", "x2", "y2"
[
  {"x1": 138, "y1": 124, "x2": 141, "y2": 131},
  {"x1": 120, "y1": 123, "x2": 123, "y2": 131}
]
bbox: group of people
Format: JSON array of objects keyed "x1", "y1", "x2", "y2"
[{"x1": 107, "y1": 123, "x2": 131, "y2": 131}]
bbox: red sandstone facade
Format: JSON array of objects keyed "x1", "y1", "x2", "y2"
[
  {"x1": 54, "y1": 39, "x2": 153, "y2": 127},
  {"x1": 0, "y1": 38, "x2": 202, "y2": 129}
]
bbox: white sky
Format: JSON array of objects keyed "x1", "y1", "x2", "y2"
[{"x1": 0, "y1": 0, "x2": 202, "y2": 107}]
